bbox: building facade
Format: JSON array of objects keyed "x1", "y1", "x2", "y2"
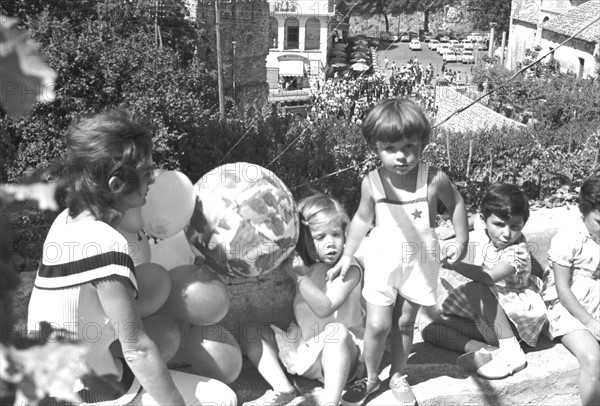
[
  {"x1": 266, "y1": 0, "x2": 339, "y2": 87},
  {"x1": 507, "y1": 0, "x2": 599, "y2": 78}
]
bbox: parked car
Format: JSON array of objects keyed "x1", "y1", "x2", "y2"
[
  {"x1": 461, "y1": 50, "x2": 474, "y2": 63},
  {"x1": 442, "y1": 50, "x2": 458, "y2": 62},
  {"x1": 448, "y1": 39, "x2": 459, "y2": 47},
  {"x1": 380, "y1": 31, "x2": 398, "y2": 42},
  {"x1": 408, "y1": 39, "x2": 422, "y2": 50},
  {"x1": 437, "y1": 34, "x2": 450, "y2": 42},
  {"x1": 461, "y1": 39, "x2": 474, "y2": 50},
  {"x1": 399, "y1": 32, "x2": 410, "y2": 42},
  {"x1": 437, "y1": 43, "x2": 451, "y2": 55},
  {"x1": 428, "y1": 39, "x2": 440, "y2": 50},
  {"x1": 467, "y1": 32, "x2": 483, "y2": 42}
]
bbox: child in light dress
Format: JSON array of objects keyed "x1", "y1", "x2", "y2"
[
  {"x1": 329, "y1": 99, "x2": 469, "y2": 406},
  {"x1": 240, "y1": 194, "x2": 365, "y2": 406},
  {"x1": 423, "y1": 184, "x2": 547, "y2": 379},
  {"x1": 541, "y1": 175, "x2": 600, "y2": 406}
]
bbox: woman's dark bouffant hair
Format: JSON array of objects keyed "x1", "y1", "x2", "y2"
[
  {"x1": 58, "y1": 110, "x2": 153, "y2": 225},
  {"x1": 579, "y1": 175, "x2": 600, "y2": 216},
  {"x1": 480, "y1": 183, "x2": 530, "y2": 223}
]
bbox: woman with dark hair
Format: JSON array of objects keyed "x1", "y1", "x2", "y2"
[{"x1": 27, "y1": 110, "x2": 237, "y2": 405}]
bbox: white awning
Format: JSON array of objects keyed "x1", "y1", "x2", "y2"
[{"x1": 279, "y1": 60, "x2": 304, "y2": 76}]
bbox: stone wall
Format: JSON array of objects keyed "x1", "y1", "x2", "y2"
[
  {"x1": 435, "y1": 86, "x2": 526, "y2": 132},
  {"x1": 198, "y1": 0, "x2": 270, "y2": 109}
]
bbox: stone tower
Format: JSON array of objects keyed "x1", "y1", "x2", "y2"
[{"x1": 197, "y1": 0, "x2": 270, "y2": 112}]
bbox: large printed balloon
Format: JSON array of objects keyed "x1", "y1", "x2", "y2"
[
  {"x1": 183, "y1": 324, "x2": 242, "y2": 384},
  {"x1": 142, "y1": 170, "x2": 195, "y2": 240},
  {"x1": 158, "y1": 264, "x2": 230, "y2": 326},
  {"x1": 135, "y1": 262, "x2": 171, "y2": 318},
  {"x1": 185, "y1": 162, "x2": 299, "y2": 278}
]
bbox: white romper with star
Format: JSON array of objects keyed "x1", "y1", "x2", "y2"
[{"x1": 362, "y1": 163, "x2": 440, "y2": 307}]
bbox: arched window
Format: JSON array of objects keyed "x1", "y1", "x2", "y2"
[
  {"x1": 305, "y1": 17, "x2": 321, "y2": 50},
  {"x1": 284, "y1": 17, "x2": 299, "y2": 50},
  {"x1": 269, "y1": 17, "x2": 278, "y2": 49}
]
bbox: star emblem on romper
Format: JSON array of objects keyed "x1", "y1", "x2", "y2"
[{"x1": 411, "y1": 209, "x2": 422, "y2": 219}]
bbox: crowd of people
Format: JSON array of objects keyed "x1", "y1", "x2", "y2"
[{"x1": 306, "y1": 53, "x2": 441, "y2": 124}]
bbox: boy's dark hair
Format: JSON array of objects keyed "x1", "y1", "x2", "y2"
[
  {"x1": 480, "y1": 184, "x2": 530, "y2": 223},
  {"x1": 579, "y1": 175, "x2": 600, "y2": 216},
  {"x1": 361, "y1": 99, "x2": 431, "y2": 147}
]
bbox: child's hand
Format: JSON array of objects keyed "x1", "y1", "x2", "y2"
[
  {"x1": 441, "y1": 243, "x2": 467, "y2": 265},
  {"x1": 326, "y1": 256, "x2": 352, "y2": 281}
]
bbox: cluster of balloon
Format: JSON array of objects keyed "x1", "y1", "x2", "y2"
[
  {"x1": 183, "y1": 324, "x2": 242, "y2": 384},
  {"x1": 115, "y1": 170, "x2": 198, "y2": 363},
  {"x1": 184, "y1": 162, "x2": 300, "y2": 278}
]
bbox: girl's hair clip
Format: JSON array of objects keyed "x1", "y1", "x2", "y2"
[{"x1": 301, "y1": 220, "x2": 309, "y2": 226}]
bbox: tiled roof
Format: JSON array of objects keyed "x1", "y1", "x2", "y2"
[
  {"x1": 514, "y1": 0, "x2": 540, "y2": 24},
  {"x1": 542, "y1": 0, "x2": 600, "y2": 43}
]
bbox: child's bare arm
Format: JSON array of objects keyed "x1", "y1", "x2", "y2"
[
  {"x1": 298, "y1": 265, "x2": 361, "y2": 318},
  {"x1": 327, "y1": 177, "x2": 374, "y2": 280},
  {"x1": 434, "y1": 170, "x2": 469, "y2": 262},
  {"x1": 446, "y1": 260, "x2": 518, "y2": 286},
  {"x1": 554, "y1": 263, "x2": 600, "y2": 339}
]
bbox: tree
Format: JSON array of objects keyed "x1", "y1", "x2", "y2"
[
  {"x1": 338, "y1": 0, "x2": 418, "y2": 33},
  {"x1": 465, "y1": 0, "x2": 511, "y2": 34}
]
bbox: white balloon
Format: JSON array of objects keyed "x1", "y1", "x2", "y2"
[
  {"x1": 142, "y1": 171, "x2": 195, "y2": 239},
  {"x1": 149, "y1": 230, "x2": 196, "y2": 271}
]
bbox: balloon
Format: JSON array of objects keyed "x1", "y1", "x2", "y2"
[
  {"x1": 118, "y1": 230, "x2": 151, "y2": 266},
  {"x1": 117, "y1": 207, "x2": 144, "y2": 233},
  {"x1": 158, "y1": 264, "x2": 230, "y2": 326},
  {"x1": 149, "y1": 230, "x2": 195, "y2": 271},
  {"x1": 183, "y1": 324, "x2": 242, "y2": 384},
  {"x1": 142, "y1": 170, "x2": 195, "y2": 240},
  {"x1": 185, "y1": 162, "x2": 299, "y2": 278},
  {"x1": 142, "y1": 314, "x2": 182, "y2": 363},
  {"x1": 135, "y1": 263, "x2": 171, "y2": 318}
]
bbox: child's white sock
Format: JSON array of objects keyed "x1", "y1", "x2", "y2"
[{"x1": 498, "y1": 337, "x2": 521, "y2": 352}]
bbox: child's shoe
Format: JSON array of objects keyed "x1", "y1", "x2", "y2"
[
  {"x1": 243, "y1": 388, "x2": 300, "y2": 406},
  {"x1": 475, "y1": 347, "x2": 527, "y2": 379},
  {"x1": 340, "y1": 377, "x2": 381, "y2": 406},
  {"x1": 457, "y1": 346, "x2": 499, "y2": 372},
  {"x1": 389, "y1": 374, "x2": 417, "y2": 405}
]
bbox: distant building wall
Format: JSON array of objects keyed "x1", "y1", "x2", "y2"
[
  {"x1": 198, "y1": 0, "x2": 270, "y2": 110},
  {"x1": 507, "y1": 20, "x2": 538, "y2": 70},
  {"x1": 541, "y1": 33, "x2": 597, "y2": 77},
  {"x1": 435, "y1": 86, "x2": 526, "y2": 132}
]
